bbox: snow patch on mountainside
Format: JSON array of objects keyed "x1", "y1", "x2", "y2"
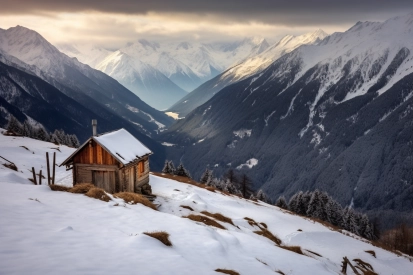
[
  {"x1": 233, "y1": 129, "x2": 252, "y2": 138},
  {"x1": 236, "y1": 158, "x2": 259, "y2": 170}
]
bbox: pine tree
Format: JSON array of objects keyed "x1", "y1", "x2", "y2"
[
  {"x1": 256, "y1": 189, "x2": 269, "y2": 203},
  {"x1": 36, "y1": 127, "x2": 49, "y2": 141},
  {"x1": 7, "y1": 115, "x2": 23, "y2": 135},
  {"x1": 239, "y1": 173, "x2": 253, "y2": 198},
  {"x1": 22, "y1": 121, "x2": 32, "y2": 137},
  {"x1": 174, "y1": 163, "x2": 191, "y2": 178},
  {"x1": 200, "y1": 168, "x2": 212, "y2": 184},
  {"x1": 288, "y1": 193, "x2": 299, "y2": 213},
  {"x1": 70, "y1": 134, "x2": 80, "y2": 148},
  {"x1": 275, "y1": 196, "x2": 288, "y2": 209},
  {"x1": 295, "y1": 191, "x2": 307, "y2": 215},
  {"x1": 326, "y1": 199, "x2": 342, "y2": 226},
  {"x1": 346, "y1": 208, "x2": 359, "y2": 235},
  {"x1": 162, "y1": 160, "x2": 173, "y2": 174},
  {"x1": 224, "y1": 179, "x2": 238, "y2": 194},
  {"x1": 306, "y1": 190, "x2": 327, "y2": 220},
  {"x1": 249, "y1": 193, "x2": 257, "y2": 200},
  {"x1": 224, "y1": 169, "x2": 238, "y2": 184},
  {"x1": 169, "y1": 161, "x2": 176, "y2": 174},
  {"x1": 50, "y1": 134, "x2": 59, "y2": 145}
]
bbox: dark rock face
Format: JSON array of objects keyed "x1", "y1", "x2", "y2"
[{"x1": 160, "y1": 41, "x2": 413, "y2": 228}]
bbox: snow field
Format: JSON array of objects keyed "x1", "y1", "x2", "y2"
[{"x1": 0, "y1": 133, "x2": 412, "y2": 274}]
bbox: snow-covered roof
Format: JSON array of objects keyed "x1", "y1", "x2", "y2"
[
  {"x1": 60, "y1": 128, "x2": 152, "y2": 166},
  {"x1": 94, "y1": 129, "x2": 152, "y2": 165}
]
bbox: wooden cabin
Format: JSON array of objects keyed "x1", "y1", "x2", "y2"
[{"x1": 60, "y1": 128, "x2": 152, "y2": 194}]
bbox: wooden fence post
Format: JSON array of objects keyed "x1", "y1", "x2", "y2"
[
  {"x1": 52, "y1": 152, "x2": 56, "y2": 185},
  {"x1": 341, "y1": 257, "x2": 348, "y2": 274},
  {"x1": 39, "y1": 170, "x2": 42, "y2": 185},
  {"x1": 46, "y1": 152, "x2": 51, "y2": 185},
  {"x1": 31, "y1": 167, "x2": 37, "y2": 185}
]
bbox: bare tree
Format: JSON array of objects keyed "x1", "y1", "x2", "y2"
[{"x1": 239, "y1": 173, "x2": 253, "y2": 198}]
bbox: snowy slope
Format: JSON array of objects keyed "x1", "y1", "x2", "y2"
[
  {"x1": 1, "y1": 132, "x2": 412, "y2": 275},
  {"x1": 168, "y1": 30, "x2": 327, "y2": 117}
]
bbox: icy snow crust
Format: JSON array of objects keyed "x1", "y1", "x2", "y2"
[
  {"x1": 94, "y1": 128, "x2": 152, "y2": 165},
  {"x1": 1, "y1": 133, "x2": 412, "y2": 274}
]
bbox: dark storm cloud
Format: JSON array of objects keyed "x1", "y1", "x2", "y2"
[{"x1": 2, "y1": 0, "x2": 413, "y2": 25}]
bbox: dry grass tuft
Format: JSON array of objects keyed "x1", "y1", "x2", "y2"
[
  {"x1": 244, "y1": 217, "x2": 259, "y2": 227},
  {"x1": 70, "y1": 183, "x2": 95, "y2": 194},
  {"x1": 144, "y1": 231, "x2": 172, "y2": 246},
  {"x1": 201, "y1": 211, "x2": 234, "y2": 225},
  {"x1": 276, "y1": 270, "x2": 286, "y2": 275},
  {"x1": 114, "y1": 192, "x2": 157, "y2": 210},
  {"x1": 215, "y1": 269, "x2": 240, "y2": 275},
  {"x1": 256, "y1": 258, "x2": 268, "y2": 266},
  {"x1": 180, "y1": 205, "x2": 194, "y2": 211},
  {"x1": 254, "y1": 229, "x2": 282, "y2": 245},
  {"x1": 86, "y1": 187, "x2": 111, "y2": 202},
  {"x1": 259, "y1": 222, "x2": 267, "y2": 229},
  {"x1": 353, "y1": 258, "x2": 377, "y2": 275},
  {"x1": 279, "y1": 245, "x2": 304, "y2": 255},
  {"x1": 306, "y1": 249, "x2": 322, "y2": 257},
  {"x1": 3, "y1": 163, "x2": 17, "y2": 171},
  {"x1": 205, "y1": 186, "x2": 216, "y2": 192},
  {"x1": 365, "y1": 250, "x2": 376, "y2": 258},
  {"x1": 50, "y1": 185, "x2": 71, "y2": 192},
  {"x1": 184, "y1": 214, "x2": 226, "y2": 230}
]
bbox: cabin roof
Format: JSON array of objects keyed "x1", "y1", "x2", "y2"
[{"x1": 60, "y1": 128, "x2": 152, "y2": 166}]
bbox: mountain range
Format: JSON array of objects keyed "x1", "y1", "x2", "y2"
[
  {"x1": 160, "y1": 13, "x2": 413, "y2": 228},
  {"x1": 0, "y1": 26, "x2": 174, "y2": 169},
  {"x1": 59, "y1": 37, "x2": 271, "y2": 110},
  {"x1": 168, "y1": 29, "x2": 328, "y2": 117}
]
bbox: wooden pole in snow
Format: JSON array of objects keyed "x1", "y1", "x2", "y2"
[
  {"x1": 52, "y1": 152, "x2": 56, "y2": 185},
  {"x1": 39, "y1": 170, "x2": 42, "y2": 185},
  {"x1": 31, "y1": 167, "x2": 37, "y2": 185},
  {"x1": 46, "y1": 152, "x2": 51, "y2": 185}
]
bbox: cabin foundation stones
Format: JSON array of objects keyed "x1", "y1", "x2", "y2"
[{"x1": 60, "y1": 121, "x2": 153, "y2": 196}]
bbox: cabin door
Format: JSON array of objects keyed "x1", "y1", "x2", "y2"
[{"x1": 93, "y1": 171, "x2": 116, "y2": 193}]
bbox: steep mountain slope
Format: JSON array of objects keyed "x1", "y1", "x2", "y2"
[
  {"x1": 0, "y1": 26, "x2": 174, "y2": 169},
  {"x1": 161, "y1": 13, "x2": 413, "y2": 227},
  {"x1": 96, "y1": 51, "x2": 187, "y2": 110},
  {"x1": 168, "y1": 30, "x2": 327, "y2": 117},
  {"x1": 1, "y1": 132, "x2": 412, "y2": 275}
]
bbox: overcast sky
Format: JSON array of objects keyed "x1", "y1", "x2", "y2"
[{"x1": 0, "y1": 0, "x2": 412, "y2": 48}]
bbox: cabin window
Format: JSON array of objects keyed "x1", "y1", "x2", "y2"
[{"x1": 138, "y1": 161, "x2": 145, "y2": 174}]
